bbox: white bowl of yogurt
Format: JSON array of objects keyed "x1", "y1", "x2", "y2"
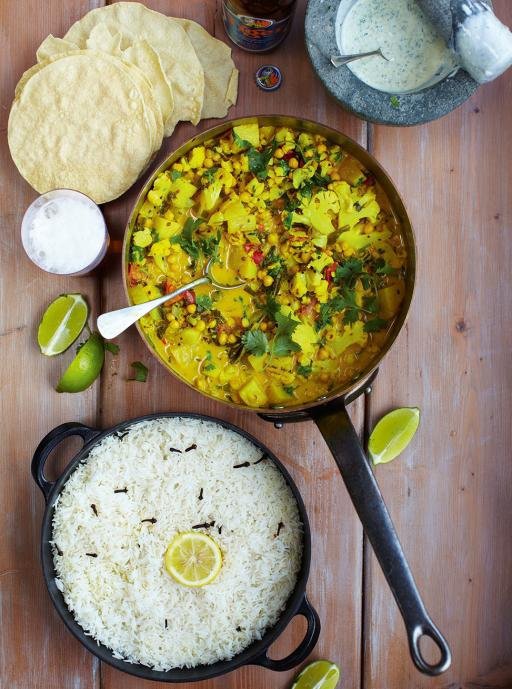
[
  {"x1": 21, "y1": 189, "x2": 109, "y2": 276},
  {"x1": 336, "y1": 0, "x2": 459, "y2": 94}
]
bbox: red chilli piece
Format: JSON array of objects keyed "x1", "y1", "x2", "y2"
[
  {"x1": 364, "y1": 174, "x2": 376, "y2": 186},
  {"x1": 324, "y1": 262, "x2": 338, "y2": 283},
  {"x1": 252, "y1": 249, "x2": 264, "y2": 265},
  {"x1": 182, "y1": 290, "x2": 196, "y2": 305},
  {"x1": 128, "y1": 263, "x2": 143, "y2": 287},
  {"x1": 244, "y1": 242, "x2": 255, "y2": 253},
  {"x1": 163, "y1": 279, "x2": 175, "y2": 294}
]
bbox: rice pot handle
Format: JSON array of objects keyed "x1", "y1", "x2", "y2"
[
  {"x1": 312, "y1": 404, "x2": 451, "y2": 676},
  {"x1": 31, "y1": 422, "x2": 100, "y2": 503},
  {"x1": 251, "y1": 595, "x2": 320, "y2": 671}
]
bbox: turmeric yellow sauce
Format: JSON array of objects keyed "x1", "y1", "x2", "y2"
[{"x1": 127, "y1": 124, "x2": 407, "y2": 408}]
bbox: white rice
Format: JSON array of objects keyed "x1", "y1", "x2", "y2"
[{"x1": 51, "y1": 417, "x2": 303, "y2": 670}]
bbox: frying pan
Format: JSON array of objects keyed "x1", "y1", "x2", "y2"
[{"x1": 123, "y1": 116, "x2": 451, "y2": 676}]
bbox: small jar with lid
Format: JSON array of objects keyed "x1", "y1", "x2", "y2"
[{"x1": 222, "y1": 0, "x2": 297, "y2": 52}]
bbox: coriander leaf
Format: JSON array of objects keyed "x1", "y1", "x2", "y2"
[
  {"x1": 261, "y1": 294, "x2": 279, "y2": 319},
  {"x1": 312, "y1": 172, "x2": 331, "y2": 187},
  {"x1": 104, "y1": 341, "x2": 120, "y2": 355},
  {"x1": 203, "y1": 363, "x2": 216, "y2": 371},
  {"x1": 170, "y1": 170, "x2": 182, "y2": 181},
  {"x1": 315, "y1": 288, "x2": 360, "y2": 331},
  {"x1": 364, "y1": 318, "x2": 388, "y2": 333},
  {"x1": 270, "y1": 312, "x2": 301, "y2": 357},
  {"x1": 297, "y1": 364, "x2": 313, "y2": 377},
  {"x1": 202, "y1": 166, "x2": 219, "y2": 183},
  {"x1": 196, "y1": 295, "x2": 213, "y2": 312},
  {"x1": 241, "y1": 330, "x2": 269, "y2": 356},
  {"x1": 375, "y1": 257, "x2": 398, "y2": 275},
  {"x1": 272, "y1": 334, "x2": 301, "y2": 357},
  {"x1": 283, "y1": 211, "x2": 294, "y2": 230},
  {"x1": 390, "y1": 95, "x2": 400, "y2": 109},
  {"x1": 334, "y1": 258, "x2": 363, "y2": 284},
  {"x1": 262, "y1": 246, "x2": 286, "y2": 279},
  {"x1": 283, "y1": 384, "x2": 295, "y2": 396},
  {"x1": 278, "y1": 159, "x2": 290, "y2": 175},
  {"x1": 248, "y1": 142, "x2": 276, "y2": 181},
  {"x1": 284, "y1": 196, "x2": 300, "y2": 213},
  {"x1": 342, "y1": 309, "x2": 359, "y2": 325},
  {"x1": 233, "y1": 131, "x2": 251, "y2": 150},
  {"x1": 129, "y1": 245, "x2": 146, "y2": 263},
  {"x1": 198, "y1": 230, "x2": 221, "y2": 261},
  {"x1": 275, "y1": 311, "x2": 299, "y2": 337},
  {"x1": 171, "y1": 217, "x2": 204, "y2": 261},
  {"x1": 299, "y1": 179, "x2": 314, "y2": 201},
  {"x1": 316, "y1": 302, "x2": 333, "y2": 331},
  {"x1": 363, "y1": 295, "x2": 378, "y2": 314},
  {"x1": 129, "y1": 361, "x2": 148, "y2": 382}
]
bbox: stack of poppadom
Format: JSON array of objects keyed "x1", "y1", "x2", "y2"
[{"x1": 8, "y1": 2, "x2": 238, "y2": 204}]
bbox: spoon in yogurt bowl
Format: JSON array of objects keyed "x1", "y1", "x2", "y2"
[{"x1": 330, "y1": 48, "x2": 390, "y2": 67}]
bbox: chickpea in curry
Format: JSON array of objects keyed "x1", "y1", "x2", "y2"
[{"x1": 127, "y1": 124, "x2": 407, "y2": 408}]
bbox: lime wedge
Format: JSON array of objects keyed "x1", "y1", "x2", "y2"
[
  {"x1": 291, "y1": 660, "x2": 340, "y2": 689},
  {"x1": 369, "y1": 407, "x2": 420, "y2": 465},
  {"x1": 164, "y1": 532, "x2": 222, "y2": 588},
  {"x1": 56, "y1": 332, "x2": 104, "y2": 393},
  {"x1": 38, "y1": 294, "x2": 88, "y2": 356}
]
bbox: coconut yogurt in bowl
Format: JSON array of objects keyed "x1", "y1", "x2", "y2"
[
  {"x1": 21, "y1": 189, "x2": 109, "y2": 276},
  {"x1": 336, "y1": 0, "x2": 458, "y2": 94}
]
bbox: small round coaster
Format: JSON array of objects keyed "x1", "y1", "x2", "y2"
[{"x1": 255, "y1": 65, "x2": 283, "y2": 92}]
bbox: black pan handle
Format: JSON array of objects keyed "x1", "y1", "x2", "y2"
[
  {"x1": 313, "y1": 404, "x2": 451, "y2": 676},
  {"x1": 251, "y1": 595, "x2": 320, "y2": 672},
  {"x1": 31, "y1": 422, "x2": 100, "y2": 503}
]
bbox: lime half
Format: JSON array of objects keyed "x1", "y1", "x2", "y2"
[
  {"x1": 164, "y1": 532, "x2": 222, "y2": 588},
  {"x1": 38, "y1": 294, "x2": 88, "y2": 356},
  {"x1": 291, "y1": 660, "x2": 340, "y2": 689},
  {"x1": 369, "y1": 407, "x2": 420, "y2": 465},
  {"x1": 56, "y1": 332, "x2": 104, "y2": 393}
]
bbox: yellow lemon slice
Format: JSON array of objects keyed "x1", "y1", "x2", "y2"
[
  {"x1": 164, "y1": 532, "x2": 222, "y2": 588},
  {"x1": 291, "y1": 659, "x2": 341, "y2": 689}
]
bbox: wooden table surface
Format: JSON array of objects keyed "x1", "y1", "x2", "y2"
[{"x1": 1, "y1": 1, "x2": 511, "y2": 687}]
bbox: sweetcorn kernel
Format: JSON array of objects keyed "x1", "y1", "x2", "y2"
[
  {"x1": 186, "y1": 304, "x2": 197, "y2": 314},
  {"x1": 288, "y1": 158, "x2": 299, "y2": 169},
  {"x1": 218, "y1": 332, "x2": 228, "y2": 345}
]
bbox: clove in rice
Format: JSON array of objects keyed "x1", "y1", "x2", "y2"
[
  {"x1": 114, "y1": 487, "x2": 128, "y2": 494},
  {"x1": 86, "y1": 552, "x2": 98, "y2": 558},
  {"x1": 192, "y1": 520, "x2": 215, "y2": 530},
  {"x1": 90, "y1": 504, "x2": 98, "y2": 516},
  {"x1": 185, "y1": 444, "x2": 197, "y2": 452},
  {"x1": 233, "y1": 461, "x2": 251, "y2": 469}
]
